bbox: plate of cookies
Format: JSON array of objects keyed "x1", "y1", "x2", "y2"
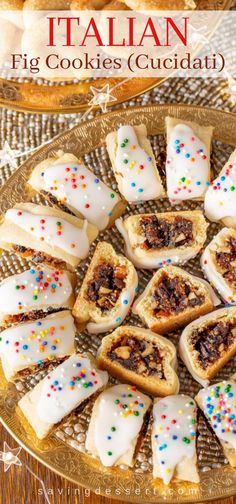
[{"x1": 0, "y1": 103, "x2": 236, "y2": 502}]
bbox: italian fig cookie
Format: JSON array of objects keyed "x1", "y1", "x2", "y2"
[
  {"x1": 18, "y1": 353, "x2": 108, "y2": 439},
  {"x1": 0, "y1": 311, "x2": 76, "y2": 381},
  {"x1": 97, "y1": 326, "x2": 180, "y2": 396},
  {"x1": 0, "y1": 203, "x2": 98, "y2": 270},
  {"x1": 152, "y1": 395, "x2": 199, "y2": 485},
  {"x1": 165, "y1": 117, "x2": 213, "y2": 202},
  {"x1": 132, "y1": 265, "x2": 218, "y2": 334},
  {"x1": 0, "y1": 266, "x2": 75, "y2": 327},
  {"x1": 195, "y1": 378, "x2": 236, "y2": 467},
  {"x1": 204, "y1": 149, "x2": 236, "y2": 228},
  {"x1": 179, "y1": 307, "x2": 236, "y2": 387},
  {"x1": 106, "y1": 124, "x2": 165, "y2": 203},
  {"x1": 116, "y1": 210, "x2": 208, "y2": 269},
  {"x1": 72, "y1": 242, "x2": 138, "y2": 334},
  {"x1": 28, "y1": 151, "x2": 125, "y2": 231},
  {"x1": 201, "y1": 227, "x2": 236, "y2": 305},
  {"x1": 85, "y1": 384, "x2": 151, "y2": 467}
]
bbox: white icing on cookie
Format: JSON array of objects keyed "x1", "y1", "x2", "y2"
[
  {"x1": 5, "y1": 208, "x2": 89, "y2": 258},
  {"x1": 87, "y1": 273, "x2": 139, "y2": 334},
  {"x1": 204, "y1": 151, "x2": 236, "y2": 222},
  {"x1": 41, "y1": 162, "x2": 120, "y2": 231},
  {"x1": 0, "y1": 312, "x2": 75, "y2": 379},
  {"x1": 166, "y1": 124, "x2": 209, "y2": 201},
  {"x1": 0, "y1": 267, "x2": 73, "y2": 319},
  {"x1": 114, "y1": 125, "x2": 163, "y2": 202},
  {"x1": 152, "y1": 395, "x2": 198, "y2": 485},
  {"x1": 36, "y1": 354, "x2": 108, "y2": 424},
  {"x1": 197, "y1": 380, "x2": 236, "y2": 450},
  {"x1": 92, "y1": 384, "x2": 151, "y2": 466},
  {"x1": 116, "y1": 217, "x2": 199, "y2": 269},
  {"x1": 201, "y1": 228, "x2": 236, "y2": 304}
]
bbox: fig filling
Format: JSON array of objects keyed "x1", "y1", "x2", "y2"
[
  {"x1": 13, "y1": 245, "x2": 64, "y2": 268},
  {"x1": 3, "y1": 308, "x2": 61, "y2": 326},
  {"x1": 191, "y1": 320, "x2": 236, "y2": 369},
  {"x1": 107, "y1": 335, "x2": 165, "y2": 378},
  {"x1": 140, "y1": 215, "x2": 193, "y2": 250},
  {"x1": 152, "y1": 273, "x2": 205, "y2": 317},
  {"x1": 86, "y1": 263, "x2": 127, "y2": 312},
  {"x1": 215, "y1": 237, "x2": 236, "y2": 288}
]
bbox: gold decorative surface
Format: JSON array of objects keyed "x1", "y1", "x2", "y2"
[
  {"x1": 0, "y1": 0, "x2": 232, "y2": 114},
  {"x1": 0, "y1": 104, "x2": 236, "y2": 502}
]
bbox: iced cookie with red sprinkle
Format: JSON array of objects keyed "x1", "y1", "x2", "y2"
[
  {"x1": 195, "y1": 379, "x2": 236, "y2": 467},
  {"x1": 165, "y1": 117, "x2": 213, "y2": 203},
  {"x1": 86, "y1": 383, "x2": 151, "y2": 467},
  {"x1": 18, "y1": 353, "x2": 108, "y2": 439},
  {"x1": 106, "y1": 124, "x2": 165, "y2": 203},
  {"x1": 204, "y1": 149, "x2": 236, "y2": 228},
  {"x1": 28, "y1": 151, "x2": 125, "y2": 231},
  {"x1": 0, "y1": 202, "x2": 98, "y2": 271},
  {"x1": 0, "y1": 266, "x2": 75, "y2": 327},
  {"x1": 152, "y1": 395, "x2": 199, "y2": 485},
  {"x1": 0, "y1": 310, "x2": 76, "y2": 381}
]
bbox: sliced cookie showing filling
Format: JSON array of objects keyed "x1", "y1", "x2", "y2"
[
  {"x1": 132, "y1": 265, "x2": 215, "y2": 334},
  {"x1": 97, "y1": 325, "x2": 179, "y2": 396},
  {"x1": 201, "y1": 227, "x2": 236, "y2": 304},
  {"x1": 179, "y1": 307, "x2": 236, "y2": 387},
  {"x1": 116, "y1": 210, "x2": 208, "y2": 269},
  {"x1": 72, "y1": 242, "x2": 138, "y2": 334}
]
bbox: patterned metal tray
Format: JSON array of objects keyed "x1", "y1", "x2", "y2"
[{"x1": 0, "y1": 104, "x2": 236, "y2": 502}]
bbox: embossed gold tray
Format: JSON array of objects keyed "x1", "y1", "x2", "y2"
[
  {"x1": 0, "y1": 0, "x2": 232, "y2": 114},
  {"x1": 0, "y1": 104, "x2": 236, "y2": 502}
]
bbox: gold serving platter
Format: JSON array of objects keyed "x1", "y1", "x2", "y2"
[
  {"x1": 0, "y1": 0, "x2": 232, "y2": 114},
  {"x1": 0, "y1": 104, "x2": 236, "y2": 502}
]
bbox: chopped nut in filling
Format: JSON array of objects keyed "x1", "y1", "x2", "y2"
[
  {"x1": 86, "y1": 262, "x2": 127, "y2": 312},
  {"x1": 107, "y1": 335, "x2": 165, "y2": 378},
  {"x1": 191, "y1": 320, "x2": 236, "y2": 369},
  {"x1": 13, "y1": 245, "x2": 64, "y2": 268},
  {"x1": 140, "y1": 215, "x2": 193, "y2": 250},
  {"x1": 215, "y1": 237, "x2": 236, "y2": 289},
  {"x1": 152, "y1": 273, "x2": 205, "y2": 317}
]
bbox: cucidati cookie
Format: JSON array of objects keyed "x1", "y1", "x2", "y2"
[
  {"x1": 85, "y1": 383, "x2": 151, "y2": 467},
  {"x1": 28, "y1": 151, "x2": 125, "y2": 231},
  {"x1": 18, "y1": 353, "x2": 108, "y2": 439},
  {"x1": 195, "y1": 378, "x2": 236, "y2": 467},
  {"x1": 179, "y1": 307, "x2": 236, "y2": 387},
  {"x1": 0, "y1": 202, "x2": 98, "y2": 270},
  {"x1": 0, "y1": 266, "x2": 75, "y2": 327},
  {"x1": 0, "y1": 310, "x2": 76, "y2": 381},
  {"x1": 106, "y1": 124, "x2": 165, "y2": 203},
  {"x1": 152, "y1": 395, "x2": 199, "y2": 485},
  {"x1": 132, "y1": 265, "x2": 217, "y2": 334},
  {"x1": 116, "y1": 210, "x2": 208, "y2": 269},
  {"x1": 165, "y1": 117, "x2": 213, "y2": 203},
  {"x1": 204, "y1": 149, "x2": 236, "y2": 228},
  {"x1": 97, "y1": 325, "x2": 179, "y2": 396},
  {"x1": 201, "y1": 227, "x2": 236, "y2": 305},
  {"x1": 72, "y1": 241, "x2": 138, "y2": 334}
]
